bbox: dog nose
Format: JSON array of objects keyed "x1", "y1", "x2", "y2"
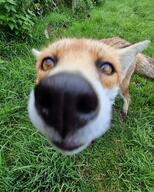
[{"x1": 34, "y1": 73, "x2": 98, "y2": 138}]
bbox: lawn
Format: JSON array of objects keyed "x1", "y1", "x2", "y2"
[{"x1": 0, "y1": 0, "x2": 154, "y2": 191}]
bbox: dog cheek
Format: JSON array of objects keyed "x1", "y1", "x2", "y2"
[
  {"x1": 28, "y1": 91, "x2": 46, "y2": 134},
  {"x1": 89, "y1": 82, "x2": 114, "y2": 138},
  {"x1": 71, "y1": 82, "x2": 113, "y2": 144},
  {"x1": 36, "y1": 70, "x2": 50, "y2": 82},
  {"x1": 105, "y1": 87, "x2": 119, "y2": 104},
  {"x1": 101, "y1": 73, "x2": 119, "y2": 89}
]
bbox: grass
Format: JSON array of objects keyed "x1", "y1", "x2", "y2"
[{"x1": 0, "y1": 0, "x2": 154, "y2": 191}]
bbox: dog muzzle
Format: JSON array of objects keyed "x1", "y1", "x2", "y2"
[{"x1": 28, "y1": 72, "x2": 113, "y2": 155}]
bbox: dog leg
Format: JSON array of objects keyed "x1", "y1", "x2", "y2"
[
  {"x1": 120, "y1": 64, "x2": 136, "y2": 119},
  {"x1": 120, "y1": 88, "x2": 131, "y2": 120}
]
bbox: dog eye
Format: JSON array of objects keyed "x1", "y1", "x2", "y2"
[
  {"x1": 41, "y1": 57, "x2": 56, "y2": 71},
  {"x1": 96, "y1": 61, "x2": 115, "y2": 75}
]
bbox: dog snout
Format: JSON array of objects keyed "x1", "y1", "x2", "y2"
[{"x1": 34, "y1": 73, "x2": 98, "y2": 138}]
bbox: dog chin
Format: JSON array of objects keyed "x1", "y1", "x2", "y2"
[{"x1": 50, "y1": 142, "x2": 90, "y2": 155}]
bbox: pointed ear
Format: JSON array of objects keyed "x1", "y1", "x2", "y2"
[
  {"x1": 32, "y1": 48, "x2": 41, "y2": 57},
  {"x1": 118, "y1": 40, "x2": 150, "y2": 75}
]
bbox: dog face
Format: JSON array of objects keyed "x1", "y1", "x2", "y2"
[{"x1": 28, "y1": 38, "x2": 149, "y2": 155}]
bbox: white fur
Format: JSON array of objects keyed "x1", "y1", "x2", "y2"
[
  {"x1": 28, "y1": 79, "x2": 118, "y2": 155},
  {"x1": 28, "y1": 91, "x2": 61, "y2": 142},
  {"x1": 32, "y1": 48, "x2": 41, "y2": 57}
]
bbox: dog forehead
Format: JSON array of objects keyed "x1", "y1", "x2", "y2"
[{"x1": 38, "y1": 38, "x2": 120, "y2": 63}]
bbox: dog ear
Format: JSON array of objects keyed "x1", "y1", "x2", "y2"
[
  {"x1": 118, "y1": 40, "x2": 150, "y2": 76},
  {"x1": 32, "y1": 48, "x2": 41, "y2": 57}
]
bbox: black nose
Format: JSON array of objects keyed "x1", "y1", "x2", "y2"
[{"x1": 34, "y1": 73, "x2": 98, "y2": 138}]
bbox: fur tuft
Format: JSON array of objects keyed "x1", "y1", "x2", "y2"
[
  {"x1": 32, "y1": 48, "x2": 40, "y2": 57},
  {"x1": 136, "y1": 54, "x2": 154, "y2": 79}
]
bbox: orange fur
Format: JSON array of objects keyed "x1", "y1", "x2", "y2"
[
  {"x1": 33, "y1": 37, "x2": 152, "y2": 115},
  {"x1": 35, "y1": 39, "x2": 122, "y2": 89}
]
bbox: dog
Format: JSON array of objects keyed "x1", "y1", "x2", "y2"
[{"x1": 28, "y1": 37, "x2": 154, "y2": 155}]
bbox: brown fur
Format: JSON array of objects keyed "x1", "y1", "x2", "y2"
[
  {"x1": 36, "y1": 39, "x2": 122, "y2": 89},
  {"x1": 34, "y1": 37, "x2": 153, "y2": 115}
]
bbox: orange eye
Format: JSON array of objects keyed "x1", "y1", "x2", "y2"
[
  {"x1": 96, "y1": 61, "x2": 115, "y2": 75},
  {"x1": 41, "y1": 57, "x2": 56, "y2": 71}
]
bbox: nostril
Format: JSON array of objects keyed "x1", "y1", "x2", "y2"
[
  {"x1": 41, "y1": 107, "x2": 49, "y2": 116},
  {"x1": 35, "y1": 101, "x2": 50, "y2": 117},
  {"x1": 77, "y1": 94, "x2": 98, "y2": 114},
  {"x1": 34, "y1": 87, "x2": 51, "y2": 117}
]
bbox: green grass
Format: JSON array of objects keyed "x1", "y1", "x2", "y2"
[{"x1": 0, "y1": 0, "x2": 154, "y2": 191}]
